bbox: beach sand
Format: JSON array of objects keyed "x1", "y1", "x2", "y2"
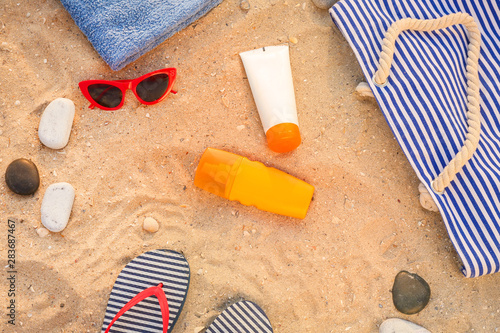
[{"x1": 1, "y1": 0, "x2": 500, "y2": 332}]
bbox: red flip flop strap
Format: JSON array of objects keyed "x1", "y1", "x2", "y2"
[{"x1": 104, "y1": 283, "x2": 170, "y2": 333}]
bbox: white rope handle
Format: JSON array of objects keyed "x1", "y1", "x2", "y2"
[{"x1": 372, "y1": 13, "x2": 481, "y2": 194}]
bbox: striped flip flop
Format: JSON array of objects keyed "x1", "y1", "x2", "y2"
[
  {"x1": 101, "y1": 249, "x2": 190, "y2": 333},
  {"x1": 330, "y1": 0, "x2": 500, "y2": 278},
  {"x1": 206, "y1": 300, "x2": 273, "y2": 333}
]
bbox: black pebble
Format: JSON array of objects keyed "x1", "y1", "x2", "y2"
[
  {"x1": 5, "y1": 158, "x2": 40, "y2": 195},
  {"x1": 392, "y1": 270, "x2": 431, "y2": 315}
]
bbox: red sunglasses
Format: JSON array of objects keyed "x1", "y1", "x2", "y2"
[{"x1": 78, "y1": 68, "x2": 177, "y2": 110}]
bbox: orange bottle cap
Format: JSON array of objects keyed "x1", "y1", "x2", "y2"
[
  {"x1": 266, "y1": 123, "x2": 301, "y2": 153},
  {"x1": 194, "y1": 148, "x2": 243, "y2": 199}
]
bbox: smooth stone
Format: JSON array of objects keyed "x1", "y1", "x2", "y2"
[
  {"x1": 380, "y1": 318, "x2": 431, "y2": 333},
  {"x1": 240, "y1": 0, "x2": 250, "y2": 10},
  {"x1": 38, "y1": 98, "x2": 75, "y2": 149},
  {"x1": 41, "y1": 182, "x2": 75, "y2": 232},
  {"x1": 5, "y1": 158, "x2": 40, "y2": 195},
  {"x1": 312, "y1": 0, "x2": 337, "y2": 9},
  {"x1": 143, "y1": 217, "x2": 159, "y2": 233},
  {"x1": 392, "y1": 271, "x2": 431, "y2": 315},
  {"x1": 36, "y1": 227, "x2": 50, "y2": 238}
]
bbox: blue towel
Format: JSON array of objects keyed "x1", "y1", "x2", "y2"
[
  {"x1": 60, "y1": 0, "x2": 222, "y2": 71},
  {"x1": 331, "y1": 0, "x2": 500, "y2": 277}
]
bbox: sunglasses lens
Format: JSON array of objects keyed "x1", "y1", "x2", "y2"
[
  {"x1": 136, "y1": 73, "x2": 170, "y2": 102},
  {"x1": 88, "y1": 84, "x2": 123, "y2": 109}
]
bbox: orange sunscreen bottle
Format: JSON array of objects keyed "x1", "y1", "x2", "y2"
[
  {"x1": 240, "y1": 45, "x2": 301, "y2": 153},
  {"x1": 194, "y1": 148, "x2": 314, "y2": 219}
]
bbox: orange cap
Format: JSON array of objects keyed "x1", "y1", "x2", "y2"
[
  {"x1": 194, "y1": 148, "x2": 243, "y2": 199},
  {"x1": 266, "y1": 123, "x2": 301, "y2": 153}
]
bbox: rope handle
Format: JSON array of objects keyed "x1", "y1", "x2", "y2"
[{"x1": 372, "y1": 13, "x2": 481, "y2": 194}]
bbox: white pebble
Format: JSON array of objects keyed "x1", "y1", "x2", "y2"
[
  {"x1": 36, "y1": 227, "x2": 50, "y2": 238},
  {"x1": 41, "y1": 182, "x2": 75, "y2": 232},
  {"x1": 38, "y1": 98, "x2": 75, "y2": 149},
  {"x1": 143, "y1": 217, "x2": 159, "y2": 233},
  {"x1": 197, "y1": 269, "x2": 204, "y2": 275},
  {"x1": 379, "y1": 318, "x2": 430, "y2": 333},
  {"x1": 237, "y1": 125, "x2": 245, "y2": 131},
  {"x1": 240, "y1": 0, "x2": 250, "y2": 10},
  {"x1": 14, "y1": 100, "x2": 20, "y2": 106}
]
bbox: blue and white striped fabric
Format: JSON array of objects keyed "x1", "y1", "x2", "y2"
[
  {"x1": 330, "y1": 0, "x2": 500, "y2": 277},
  {"x1": 101, "y1": 249, "x2": 190, "y2": 332},
  {"x1": 206, "y1": 300, "x2": 274, "y2": 333}
]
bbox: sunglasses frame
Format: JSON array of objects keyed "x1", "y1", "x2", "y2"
[{"x1": 79, "y1": 68, "x2": 177, "y2": 111}]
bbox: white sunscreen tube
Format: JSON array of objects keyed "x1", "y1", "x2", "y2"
[{"x1": 240, "y1": 45, "x2": 301, "y2": 153}]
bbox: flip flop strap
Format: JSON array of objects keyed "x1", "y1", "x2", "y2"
[
  {"x1": 104, "y1": 283, "x2": 170, "y2": 333},
  {"x1": 372, "y1": 12, "x2": 482, "y2": 194}
]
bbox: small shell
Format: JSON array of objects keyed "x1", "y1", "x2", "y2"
[
  {"x1": 36, "y1": 227, "x2": 50, "y2": 238},
  {"x1": 418, "y1": 183, "x2": 439, "y2": 212},
  {"x1": 143, "y1": 217, "x2": 159, "y2": 233},
  {"x1": 240, "y1": 0, "x2": 250, "y2": 10}
]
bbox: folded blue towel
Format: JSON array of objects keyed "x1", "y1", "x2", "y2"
[{"x1": 60, "y1": 0, "x2": 222, "y2": 71}]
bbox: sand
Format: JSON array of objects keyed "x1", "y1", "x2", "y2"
[{"x1": 1, "y1": 0, "x2": 500, "y2": 332}]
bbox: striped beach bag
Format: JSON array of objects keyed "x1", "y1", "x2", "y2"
[{"x1": 330, "y1": 0, "x2": 500, "y2": 277}]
